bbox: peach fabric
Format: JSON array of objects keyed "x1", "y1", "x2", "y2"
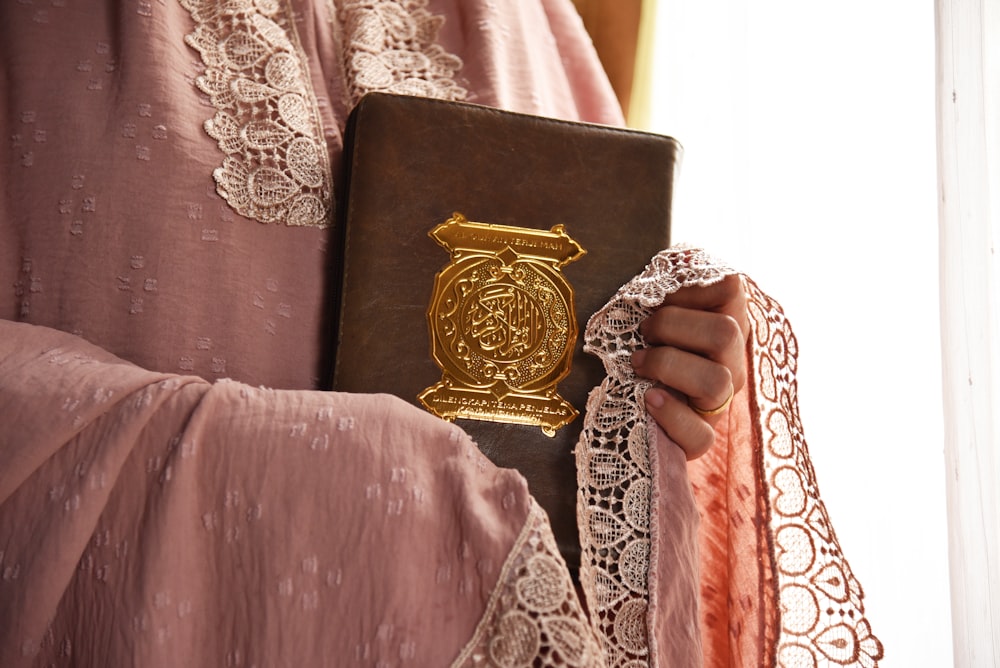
[
  {"x1": 688, "y1": 388, "x2": 775, "y2": 666},
  {"x1": 574, "y1": 251, "x2": 883, "y2": 668}
]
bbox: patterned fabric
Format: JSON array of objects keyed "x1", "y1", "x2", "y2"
[
  {"x1": 336, "y1": 0, "x2": 468, "y2": 104},
  {"x1": 181, "y1": 0, "x2": 335, "y2": 227},
  {"x1": 578, "y1": 249, "x2": 883, "y2": 667},
  {"x1": 576, "y1": 250, "x2": 732, "y2": 667},
  {"x1": 745, "y1": 273, "x2": 882, "y2": 667},
  {"x1": 0, "y1": 322, "x2": 543, "y2": 666},
  {"x1": 454, "y1": 503, "x2": 604, "y2": 667},
  {"x1": 0, "y1": 0, "x2": 620, "y2": 390}
]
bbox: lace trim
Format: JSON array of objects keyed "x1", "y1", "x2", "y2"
[
  {"x1": 337, "y1": 0, "x2": 468, "y2": 105},
  {"x1": 576, "y1": 249, "x2": 730, "y2": 666},
  {"x1": 180, "y1": 0, "x2": 333, "y2": 228},
  {"x1": 452, "y1": 502, "x2": 604, "y2": 668},
  {"x1": 576, "y1": 248, "x2": 883, "y2": 666},
  {"x1": 744, "y1": 275, "x2": 884, "y2": 666}
]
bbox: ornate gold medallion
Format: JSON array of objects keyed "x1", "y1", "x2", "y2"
[{"x1": 419, "y1": 213, "x2": 586, "y2": 436}]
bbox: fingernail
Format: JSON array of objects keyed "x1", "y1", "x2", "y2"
[
  {"x1": 631, "y1": 349, "x2": 646, "y2": 367},
  {"x1": 645, "y1": 387, "x2": 665, "y2": 409}
]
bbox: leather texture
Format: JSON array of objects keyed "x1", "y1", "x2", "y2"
[{"x1": 331, "y1": 92, "x2": 678, "y2": 571}]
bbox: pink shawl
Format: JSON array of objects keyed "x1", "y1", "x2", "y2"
[{"x1": 0, "y1": 253, "x2": 883, "y2": 666}]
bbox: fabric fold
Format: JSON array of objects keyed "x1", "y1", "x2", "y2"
[
  {"x1": 576, "y1": 248, "x2": 883, "y2": 667},
  {"x1": 0, "y1": 321, "x2": 541, "y2": 667}
]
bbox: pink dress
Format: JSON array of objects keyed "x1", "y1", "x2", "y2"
[{"x1": 0, "y1": 1, "x2": 881, "y2": 666}]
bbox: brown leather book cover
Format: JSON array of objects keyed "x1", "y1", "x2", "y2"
[{"x1": 331, "y1": 92, "x2": 679, "y2": 571}]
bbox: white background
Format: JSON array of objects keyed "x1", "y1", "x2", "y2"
[{"x1": 646, "y1": 2, "x2": 952, "y2": 665}]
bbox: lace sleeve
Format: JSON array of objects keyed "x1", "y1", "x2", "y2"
[
  {"x1": 575, "y1": 248, "x2": 883, "y2": 667},
  {"x1": 452, "y1": 502, "x2": 605, "y2": 668}
]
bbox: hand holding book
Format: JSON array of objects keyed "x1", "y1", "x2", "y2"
[{"x1": 632, "y1": 274, "x2": 749, "y2": 459}]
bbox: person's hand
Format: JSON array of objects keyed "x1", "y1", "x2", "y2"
[{"x1": 629, "y1": 274, "x2": 749, "y2": 460}]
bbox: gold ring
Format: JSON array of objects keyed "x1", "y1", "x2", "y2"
[{"x1": 689, "y1": 385, "x2": 734, "y2": 417}]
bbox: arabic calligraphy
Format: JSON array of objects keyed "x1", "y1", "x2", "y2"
[{"x1": 464, "y1": 283, "x2": 544, "y2": 360}]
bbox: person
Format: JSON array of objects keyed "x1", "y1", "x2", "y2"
[{"x1": 0, "y1": 1, "x2": 879, "y2": 666}]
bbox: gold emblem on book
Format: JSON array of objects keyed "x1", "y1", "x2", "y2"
[{"x1": 419, "y1": 213, "x2": 586, "y2": 436}]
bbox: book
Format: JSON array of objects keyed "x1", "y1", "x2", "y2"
[{"x1": 330, "y1": 92, "x2": 679, "y2": 571}]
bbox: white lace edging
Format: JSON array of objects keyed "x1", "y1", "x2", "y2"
[
  {"x1": 744, "y1": 275, "x2": 883, "y2": 667},
  {"x1": 336, "y1": 0, "x2": 468, "y2": 105},
  {"x1": 452, "y1": 501, "x2": 604, "y2": 668},
  {"x1": 575, "y1": 248, "x2": 883, "y2": 666},
  {"x1": 180, "y1": 0, "x2": 334, "y2": 228},
  {"x1": 575, "y1": 249, "x2": 730, "y2": 667}
]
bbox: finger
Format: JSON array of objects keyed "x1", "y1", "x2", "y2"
[
  {"x1": 631, "y1": 345, "x2": 733, "y2": 411},
  {"x1": 662, "y1": 275, "x2": 749, "y2": 337},
  {"x1": 644, "y1": 387, "x2": 716, "y2": 460},
  {"x1": 662, "y1": 274, "x2": 743, "y2": 309},
  {"x1": 639, "y1": 308, "x2": 746, "y2": 392},
  {"x1": 642, "y1": 302, "x2": 744, "y2": 355}
]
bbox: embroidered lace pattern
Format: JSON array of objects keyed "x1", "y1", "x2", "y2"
[
  {"x1": 336, "y1": 0, "x2": 468, "y2": 105},
  {"x1": 180, "y1": 0, "x2": 333, "y2": 227},
  {"x1": 453, "y1": 501, "x2": 605, "y2": 668},
  {"x1": 576, "y1": 248, "x2": 883, "y2": 667},
  {"x1": 575, "y1": 249, "x2": 730, "y2": 667},
  {"x1": 744, "y1": 273, "x2": 883, "y2": 667}
]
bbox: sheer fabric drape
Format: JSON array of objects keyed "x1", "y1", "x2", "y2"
[{"x1": 936, "y1": 0, "x2": 1000, "y2": 664}]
